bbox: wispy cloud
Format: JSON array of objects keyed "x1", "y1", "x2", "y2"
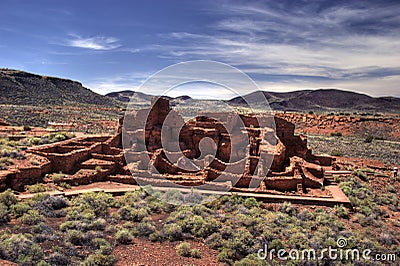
[
  {"x1": 152, "y1": 0, "x2": 400, "y2": 97},
  {"x1": 66, "y1": 34, "x2": 121, "y2": 50}
]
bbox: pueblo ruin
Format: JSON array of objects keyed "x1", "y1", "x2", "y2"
[{"x1": 0, "y1": 97, "x2": 340, "y2": 202}]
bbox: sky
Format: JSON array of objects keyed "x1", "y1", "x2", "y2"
[{"x1": 1, "y1": 0, "x2": 400, "y2": 98}]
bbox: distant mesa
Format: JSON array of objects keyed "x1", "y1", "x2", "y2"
[
  {"x1": 105, "y1": 90, "x2": 193, "y2": 103},
  {"x1": 105, "y1": 90, "x2": 153, "y2": 102},
  {"x1": 0, "y1": 68, "x2": 118, "y2": 107},
  {"x1": 228, "y1": 89, "x2": 400, "y2": 113}
]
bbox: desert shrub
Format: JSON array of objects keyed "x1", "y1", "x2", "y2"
[
  {"x1": 89, "y1": 218, "x2": 107, "y2": 231},
  {"x1": 50, "y1": 173, "x2": 65, "y2": 181},
  {"x1": 205, "y1": 233, "x2": 224, "y2": 249},
  {"x1": 118, "y1": 206, "x2": 148, "y2": 222},
  {"x1": 0, "y1": 234, "x2": 44, "y2": 264},
  {"x1": 95, "y1": 165, "x2": 102, "y2": 172},
  {"x1": 19, "y1": 209, "x2": 44, "y2": 225},
  {"x1": 331, "y1": 132, "x2": 342, "y2": 137},
  {"x1": 234, "y1": 254, "x2": 266, "y2": 266},
  {"x1": 176, "y1": 242, "x2": 191, "y2": 257},
  {"x1": 83, "y1": 253, "x2": 116, "y2": 266},
  {"x1": 47, "y1": 252, "x2": 71, "y2": 266},
  {"x1": 268, "y1": 239, "x2": 285, "y2": 251},
  {"x1": 66, "y1": 229, "x2": 88, "y2": 246},
  {"x1": 180, "y1": 214, "x2": 219, "y2": 238},
  {"x1": 190, "y1": 248, "x2": 201, "y2": 258},
  {"x1": 149, "y1": 231, "x2": 163, "y2": 242},
  {"x1": 26, "y1": 183, "x2": 47, "y2": 193},
  {"x1": 365, "y1": 135, "x2": 374, "y2": 143},
  {"x1": 243, "y1": 197, "x2": 261, "y2": 209},
  {"x1": 116, "y1": 190, "x2": 147, "y2": 207},
  {"x1": 183, "y1": 190, "x2": 205, "y2": 205},
  {"x1": 330, "y1": 150, "x2": 343, "y2": 156},
  {"x1": 23, "y1": 125, "x2": 31, "y2": 131},
  {"x1": 30, "y1": 195, "x2": 67, "y2": 218},
  {"x1": 0, "y1": 203, "x2": 10, "y2": 225},
  {"x1": 297, "y1": 210, "x2": 315, "y2": 222},
  {"x1": 32, "y1": 222, "x2": 53, "y2": 235},
  {"x1": 69, "y1": 192, "x2": 114, "y2": 217},
  {"x1": 163, "y1": 223, "x2": 183, "y2": 241},
  {"x1": 218, "y1": 248, "x2": 235, "y2": 264},
  {"x1": 28, "y1": 137, "x2": 42, "y2": 146},
  {"x1": 161, "y1": 189, "x2": 184, "y2": 205},
  {"x1": 67, "y1": 207, "x2": 96, "y2": 221},
  {"x1": 278, "y1": 202, "x2": 297, "y2": 216},
  {"x1": 115, "y1": 229, "x2": 133, "y2": 244},
  {"x1": 91, "y1": 238, "x2": 112, "y2": 255},
  {"x1": 353, "y1": 170, "x2": 368, "y2": 181},
  {"x1": 225, "y1": 228, "x2": 256, "y2": 259},
  {"x1": 334, "y1": 205, "x2": 350, "y2": 219},
  {"x1": 10, "y1": 202, "x2": 31, "y2": 217},
  {"x1": 0, "y1": 157, "x2": 13, "y2": 170},
  {"x1": 0, "y1": 189, "x2": 17, "y2": 207},
  {"x1": 58, "y1": 182, "x2": 71, "y2": 189},
  {"x1": 26, "y1": 133, "x2": 74, "y2": 146},
  {"x1": 134, "y1": 221, "x2": 156, "y2": 237}
]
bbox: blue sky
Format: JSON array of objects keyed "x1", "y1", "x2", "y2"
[{"x1": 1, "y1": 0, "x2": 400, "y2": 98}]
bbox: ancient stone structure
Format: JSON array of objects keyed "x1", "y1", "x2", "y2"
[{"x1": 0, "y1": 98, "x2": 333, "y2": 194}]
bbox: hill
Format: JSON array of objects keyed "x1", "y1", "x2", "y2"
[
  {"x1": 0, "y1": 69, "x2": 118, "y2": 106},
  {"x1": 106, "y1": 90, "x2": 193, "y2": 106},
  {"x1": 229, "y1": 89, "x2": 400, "y2": 112},
  {"x1": 105, "y1": 90, "x2": 153, "y2": 103}
]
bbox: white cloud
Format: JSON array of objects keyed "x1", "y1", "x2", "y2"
[
  {"x1": 153, "y1": 2, "x2": 400, "y2": 97},
  {"x1": 66, "y1": 35, "x2": 121, "y2": 50}
]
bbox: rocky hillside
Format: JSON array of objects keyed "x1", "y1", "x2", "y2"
[
  {"x1": 0, "y1": 69, "x2": 118, "y2": 106},
  {"x1": 229, "y1": 89, "x2": 400, "y2": 112}
]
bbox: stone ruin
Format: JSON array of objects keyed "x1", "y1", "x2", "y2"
[{"x1": 0, "y1": 97, "x2": 334, "y2": 195}]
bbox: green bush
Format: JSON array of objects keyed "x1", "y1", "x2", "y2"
[
  {"x1": 83, "y1": 253, "x2": 116, "y2": 266},
  {"x1": 163, "y1": 223, "x2": 183, "y2": 241},
  {"x1": 134, "y1": 221, "x2": 156, "y2": 237},
  {"x1": 66, "y1": 229, "x2": 87, "y2": 245},
  {"x1": 47, "y1": 252, "x2": 71, "y2": 266},
  {"x1": 0, "y1": 157, "x2": 13, "y2": 170},
  {"x1": 365, "y1": 135, "x2": 374, "y2": 143},
  {"x1": 330, "y1": 150, "x2": 343, "y2": 157},
  {"x1": 353, "y1": 170, "x2": 368, "y2": 181},
  {"x1": 334, "y1": 205, "x2": 350, "y2": 219},
  {"x1": 11, "y1": 202, "x2": 31, "y2": 217},
  {"x1": 69, "y1": 192, "x2": 114, "y2": 217},
  {"x1": 19, "y1": 209, "x2": 44, "y2": 225},
  {"x1": 218, "y1": 248, "x2": 235, "y2": 264},
  {"x1": 278, "y1": 202, "x2": 297, "y2": 216},
  {"x1": 91, "y1": 238, "x2": 112, "y2": 255},
  {"x1": 330, "y1": 132, "x2": 342, "y2": 137},
  {"x1": 234, "y1": 254, "x2": 265, "y2": 266},
  {"x1": 0, "y1": 234, "x2": 44, "y2": 264},
  {"x1": 0, "y1": 189, "x2": 17, "y2": 207},
  {"x1": 26, "y1": 183, "x2": 47, "y2": 193},
  {"x1": 0, "y1": 203, "x2": 10, "y2": 225},
  {"x1": 205, "y1": 233, "x2": 224, "y2": 249},
  {"x1": 176, "y1": 242, "x2": 191, "y2": 257},
  {"x1": 118, "y1": 206, "x2": 148, "y2": 222},
  {"x1": 115, "y1": 229, "x2": 133, "y2": 244},
  {"x1": 190, "y1": 248, "x2": 201, "y2": 258}
]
